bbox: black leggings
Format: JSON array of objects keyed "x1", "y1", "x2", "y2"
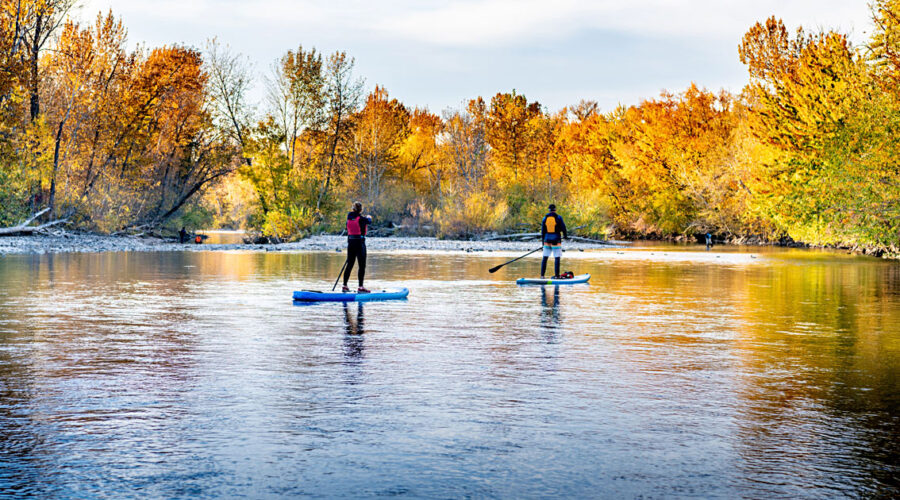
[{"x1": 343, "y1": 238, "x2": 367, "y2": 287}]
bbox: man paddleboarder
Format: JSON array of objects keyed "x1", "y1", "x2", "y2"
[
  {"x1": 541, "y1": 204, "x2": 568, "y2": 279},
  {"x1": 343, "y1": 201, "x2": 372, "y2": 293}
]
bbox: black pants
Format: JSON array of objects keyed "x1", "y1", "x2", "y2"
[
  {"x1": 343, "y1": 238, "x2": 367, "y2": 287},
  {"x1": 541, "y1": 256, "x2": 560, "y2": 277}
]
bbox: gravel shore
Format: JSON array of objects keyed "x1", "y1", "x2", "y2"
[{"x1": 0, "y1": 232, "x2": 623, "y2": 255}]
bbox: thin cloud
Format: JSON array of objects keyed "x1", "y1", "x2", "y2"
[
  {"x1": 81, "y1": 0, "x2": 873, "y2": 47},
  {"x1": 377, "y1": 0, "x2": 874, "y2": 46},
  {"x1": 77, "y1": 0, "x2": 875, "y2": 112}
]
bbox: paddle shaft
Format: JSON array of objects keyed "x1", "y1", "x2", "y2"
[
  {"x1": 489, "y1": 247, "x2": 542, "y2": 273},
  {"x1": 332, "y1": 259, "x2": 349, "y2": 291}
]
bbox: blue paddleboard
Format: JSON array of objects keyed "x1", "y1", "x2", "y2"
[{"x1": 293, "y1": 287, "x2": 409, "y2": 302}]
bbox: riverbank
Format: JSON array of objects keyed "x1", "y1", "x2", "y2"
[
  {"x1": 2, "y1": 230, "x2": 894, "y2": 259},
  {"x1": 0, "y1": 231, "x2": 625, "y2": 255}
]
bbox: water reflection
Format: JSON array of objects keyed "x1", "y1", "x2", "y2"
[
  {"x1": 0, "y1": 349, "x2": 42, "y2": 498},
  {"x1": 539, "y1": 285, "x2": 560, "y2": 342},
  {"x1": 342, "y1": 302, "x2": 365, "y2": 361},
  {"x1": 0, "y1": 249, "x2": 897, "y2": 497}
]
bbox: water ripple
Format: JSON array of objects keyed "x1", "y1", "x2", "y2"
[{"x1": 0, "y1": 250, "x2": 897, "y2": 498}]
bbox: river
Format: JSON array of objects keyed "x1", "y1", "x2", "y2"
[{"x1": 0, "y1": 246, "x2": 897, "y2": 498}]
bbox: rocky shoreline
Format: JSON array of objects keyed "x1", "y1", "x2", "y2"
[
  {"x1": 3, "y1": 231, "x2": 893, "y2": 259},
  {"x1": 0, "y1": 231, "x2": 624, "y2": 255}
]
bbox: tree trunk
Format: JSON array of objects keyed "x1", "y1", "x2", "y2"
[
  {"x1": 0, "y1": 208, "x2": 69, "y2": 236},
  {"x1": 29, "y1": 14, "x2": 42, "y2": 121},
  {"x1": 48, "y1": 118, "x2": 68, "y2": 218},
  {"x1": 316, "y1": 112, "x2": 342, "y2": 211}
]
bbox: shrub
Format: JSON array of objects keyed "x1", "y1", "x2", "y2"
[
  {"x1": 435, "y1": 190, "x2": 508, "y2": 238},
  {"x1": 262, "y1": 206, "x2": 317, "y2": 241}
]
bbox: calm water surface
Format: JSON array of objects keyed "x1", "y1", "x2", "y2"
[{"x1": 0, "y1": 246, "x2": 898, "y2": 498}]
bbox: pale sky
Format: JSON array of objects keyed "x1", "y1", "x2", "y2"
[{"x1": 78, "y1": 0, "x2": 874, "y2": 114}]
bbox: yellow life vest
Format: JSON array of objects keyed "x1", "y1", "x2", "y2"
[{"x1": 544, "y1": 215, "x2": 557, "y2": 233}]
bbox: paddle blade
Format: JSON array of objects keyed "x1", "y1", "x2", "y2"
[{"x1": 488, "y1": 265, "x2": 502, "y2": 273}]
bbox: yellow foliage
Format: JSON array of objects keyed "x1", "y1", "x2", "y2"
[
  {"x1": 1, "y1": 4, "x2": 896, "y2": 255},
  {"x1": 434, "y1": 190, "x2": 508, "y2": 238},
  {"x1": 262, "y1": 205, "x2": 316, "y2": 241},
  {"x1": 201, "y1": 171, "x2": 256, "y2": 229}
]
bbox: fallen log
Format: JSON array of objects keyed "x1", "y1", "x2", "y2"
[
  {"x1": 481, "y1": 225, "x2": 589, "y2": 242},
  {"x1": 482, "y1": 232, "x2": 541, "y2": 241},
  {"x1": 0, "y1": 208, "x2": 69, "y2": 236},
  {"x1": 15, "y1": 207, "x2": 49, "y2": 226},
  {"x1": 565, "y1": 235, "x2": 629, "y2": 245},
  {"x1": 482, "y1": 232, "x2": 626, "y2": 246}
]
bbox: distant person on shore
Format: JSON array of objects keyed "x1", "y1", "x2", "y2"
[
  {"x1": 179, "y1": 227, "x2": 188, "y2": 244},
  {"x1": 541, "y1": 204, "x2": 568, "y2": 278},
  {"x1": 343, "y1": 201, "x2": 372, "y2": 293},
  {"x1": 706, "y1": 232, "x2": 713, "y2": 250}
]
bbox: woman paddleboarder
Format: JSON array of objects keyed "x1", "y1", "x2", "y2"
[{"x1": 343, "y1": 202, "x2": 372, "y2": 293}]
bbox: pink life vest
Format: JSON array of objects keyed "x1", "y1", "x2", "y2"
[{"x1": 347, "y1": 214, "x2": 366, "y2": 236}]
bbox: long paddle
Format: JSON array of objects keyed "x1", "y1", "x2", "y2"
[
  {"x1": 332, "y1": 259, "x2": 349, "y2": 291},
  {"x1": 489, "y1": 248, "x2": 542, "y2": 273}
]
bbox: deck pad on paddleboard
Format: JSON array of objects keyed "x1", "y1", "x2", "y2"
[
  {"x1": 516, "y1": 274, "x2": 590, "y2": 285},
  {"x1": 293, "y1": 287, "x2": 409, "y2": 302}
]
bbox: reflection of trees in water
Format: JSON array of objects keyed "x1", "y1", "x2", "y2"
[
  {"x1": 1, "y1": 253, "x2": 205, "y2": 374},
  {"x1": 343, "y1": 302, "x2": 365, "y2": 361},
  {"x1": 584, "y1": 255, "x2": 900, "y2": 495},
  {"x1": 0, "y1": 253, "x2": 210, "y2": 496},
  {"x1": 733, "y1": 362, "x2": 900, "y2": 495},
  {"x1": 731, "y1": 262, "x2": 900, "y2": 496},
  {"x1": 0, "y1": 349, "x2": 47, "y2": 496}
]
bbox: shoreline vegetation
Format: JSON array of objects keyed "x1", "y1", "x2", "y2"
[{"x1": 1, "y1": 3, "x2": 899, "y2": 258}]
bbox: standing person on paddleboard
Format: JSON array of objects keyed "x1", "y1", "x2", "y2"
[
  {"x1": 343, "y1": 202, "x2": 372, "y2": 293},
  {"x1": 541, "y1": 204, "x2": 568, "y2": 279}
]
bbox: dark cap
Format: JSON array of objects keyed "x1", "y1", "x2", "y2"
[{"x1": 548, "y1": 204, "x2": 556, "y2": 211}]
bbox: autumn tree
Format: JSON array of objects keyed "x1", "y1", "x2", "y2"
[
  {"x1": 266, "y1": 46, "x2": 323, "y2": 169},
  {"x1": 234, "y1": 48, "x2": 365, "y2": 239},
  {"x1": 41, "y1": 13, "x2": 130, "y2": 218},
  {"x1": 316, "y1": 51, "x2": 363, "y2": 210},
  {"x1": 206, "y1": 38, "x2": 253, "y2": 151},
  {"x1": 240, "y1": 116, "x2": 296, "y2": 237},
  {"x1": 345, "y1": 86, "x2": 410, "y2": 216},
  {"x1": 19, "y1": 0, "x2": 76, "y2": 121},
  {"x1": 870, "y1": 0, "x2": 900, "y2": 74},
  {"x1": 441, "y1": 98, "x2": 488, "y2": 195},
  {"x1": 0, "y1": 2, "x2": 29, "y2": 222},
  {"x1": 555, "y1": 106, "x2": 622, "y2": 234},
  {"x1": 570, "y1": 99, "x2": 599, "y2": 122},
  {"x1": 32, "y1": 12, "x2": 241, "y2": 232},
  {"x1": 0, "y1": 1, "x2": 28, "y2": 110},
  {"x1": 138, "y1": 47, "x2": 238, "y2": 227},
  {"x1": 398, "y1": 108, "x2": 442, "y2": 200},
  {"x1": 609, "y1": 86, "x2": 731, "y2": 234},
  {"x1": 428, "y1": 97, "x2": 510, "y2": 238},
  {"x1": 485, "y1": 90, "x2": 542, "y2": 182},
  {"x1": 738, "y1": 17, "x2": 883, "y2": 246},
  {"x1": 526, "y1": 109, "x2": 565, "y2": 201}
]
